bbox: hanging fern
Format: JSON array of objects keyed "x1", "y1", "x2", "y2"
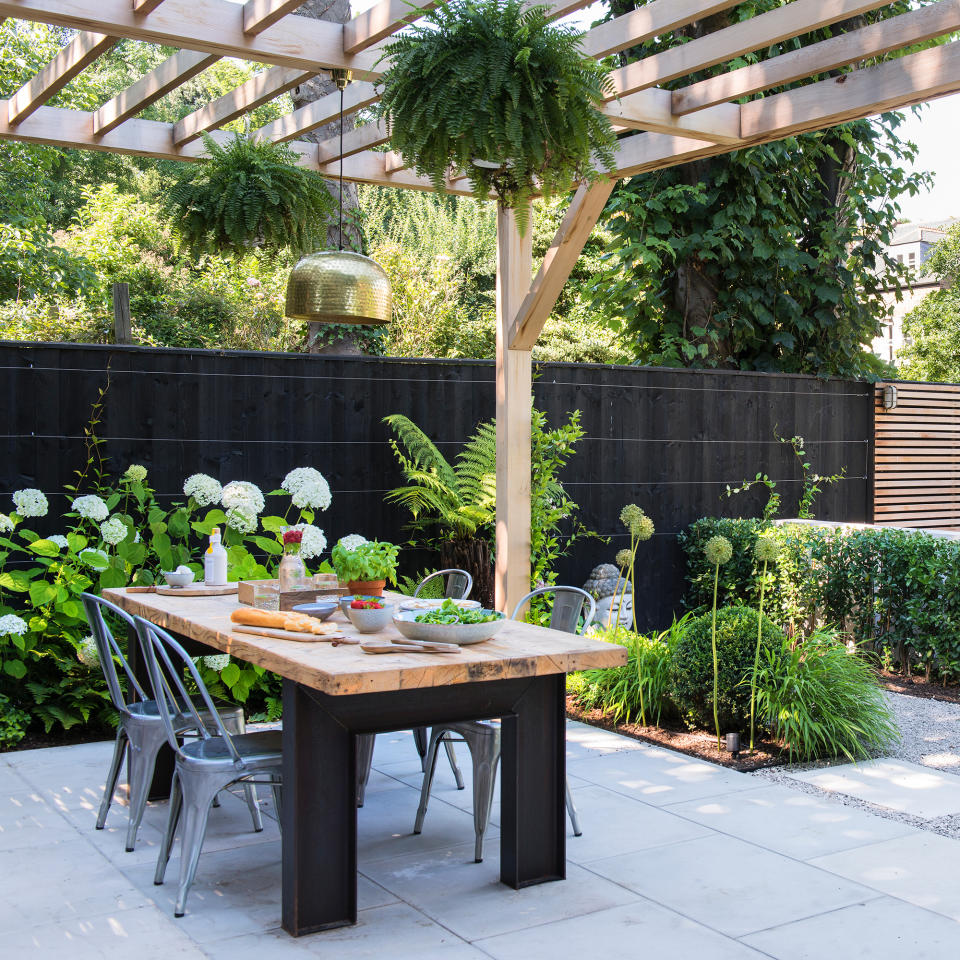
[
  {"x1": 163, "y1": 133, "x2": 335, "y2": 257},
  {"x1": 376, "y1": 0, "x2": 617, "y2": 232}
]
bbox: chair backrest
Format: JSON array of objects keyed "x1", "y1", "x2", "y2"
[
  {"x1": 510, "y1": 586, "x2": 596, "y2": 635},
  {"x1": 133, "y1": 616, "x2": 243, "y2": 763},
  {"x1": 414, "y1": 568, "x2": 473, "y2": 600},
  {"x1": 81, "y1": 592, "x2": 149, "y2": 714}
]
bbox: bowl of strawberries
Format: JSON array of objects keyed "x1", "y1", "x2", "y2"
[{"x1": 345, "y1": 596, "x2": 394, "y2": 634}]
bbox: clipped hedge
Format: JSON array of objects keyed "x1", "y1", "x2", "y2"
[{"x1": 680, "y1": 518, "x2": 960, "y2": 678}]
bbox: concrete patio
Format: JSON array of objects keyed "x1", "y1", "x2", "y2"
[{"x1": 3, "y1": 720, "x2": 960, "y2": 959}]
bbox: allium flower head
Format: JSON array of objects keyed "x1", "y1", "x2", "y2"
[
  {"x1": 755, "y1": 536, "x2": 780, "y2": 564},
  {"x1": 704, "y1": 535, "x2": 733, "y2": 566},
  {"x1": 48, "y1": 534, "x2": 69, "y2": 550},
  {"x1": 72, "y1": 494, "x2": 109, "y2": 522},
  {"x1": 222, "y1": 480, "x2": 265, "y2": 515},
  {"x1": 337, "y1": 533, "x2": 367, "y2": 552},
  {"x1": 13, "y1": 488, "x2": 48, "y2": 518},
  {"x1": 0, "y1": 513, "x2": 13, "y2": 534},
  {"x1": 225, "y1": 507, "x2": 257, "y2": 535},
  {"x1": 296, "y1": 524, "x2": 327, "y2": 560},
  {"x1": 124, "y1": 464, "x2": 147, "y2": 482},
  {"x1": 0, "y1": 614, "x2": 28, "y2": 637},
  {"x1": 633, "y1": 514, "x2": 655, "y2": 541},
  {"x1": 615, "y1": 548, "x2": 633, "y2": 568},
  {"x1": 202, "y1": 654, "x2": 231, "y2": 671},
  {"x1": 620, "y1": 504, "x2": 643, "y2": 530},
  {"x1": 183, "y1": 473, "x2": 222, "y2": 507},
  {"x1": 77, "y1": 635, "x2": 100, "y2": 668},
  {"x1": 283, "y1": 467, "x2": 332, "y2": 511},
  {"x1": 100, "y1": 516, "x2": 128, "y2": 546}
]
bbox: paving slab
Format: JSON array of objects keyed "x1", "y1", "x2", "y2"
[
  {"x1": 742, "y1": 895, "x2": 960, "y2": 960},
  {"x1": 477, "y1": 898, "x2": 768, "y2": 960},
  {"x1": 583, "y1": 832, "x2": 879, "y2": 938},
  {"x1": 810, "y1": 832, "x2": 960, "y2": 923},
  {"x1": 0, "y1": 784, "x2": 80, "y2": 851},
  {"x1": 666, "y1": 783, "x2": 918, "y2": 860},
  {"x1": 787, "y1": 759, "x2": 960, "y2": 818}
]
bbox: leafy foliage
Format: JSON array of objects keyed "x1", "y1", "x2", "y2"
[
  {"x1": 164, "y1": 134, "x2": 334, "y2": 257},
  {"x1": 330, "y1": 541, "x2": 400, "y2": 584},
  {"x1": 756, "y1": 628, "x2": 899, "y2": 762},
  {"x1": 377, "y1": 0, "x2": 616, "y2": 230}
]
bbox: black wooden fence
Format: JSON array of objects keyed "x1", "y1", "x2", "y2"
[{"x1": 0, "y1": 342, "x2": 873, "y2": 629}]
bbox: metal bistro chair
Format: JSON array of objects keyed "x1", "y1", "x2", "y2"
[
  {"x1": 355, "y1": 569, "x2": 473, "y2": 806},
  {"x1": 81, "y1": 593, "x2": 263, "y2": 852},
  {"x1": 413, "y1": 585, "x2": 595, "y2": 862},
  {"x1": 134, "y1": 616, "x2": 283, "y2": 918}
]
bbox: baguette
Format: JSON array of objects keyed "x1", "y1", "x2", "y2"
[{"x1": 230, "y1": 607, "x2": 339, "y2": 636}]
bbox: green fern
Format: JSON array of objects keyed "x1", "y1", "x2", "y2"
[
  {"x1": 376, "y1": 0, "x2": 617, "y2": 232},
  {"x1": 163, "y1": 133, "x2": 334, "y2": 257}
]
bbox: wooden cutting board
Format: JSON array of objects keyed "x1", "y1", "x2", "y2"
[
  {"x1": 231, "y1": 624, "x2": 356, "y2": 644},
  {"x1": 127, "y1": 584, "x2": 239, "y2": 597}
]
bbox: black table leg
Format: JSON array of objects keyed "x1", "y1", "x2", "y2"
[
  {"x1": 499, "y1": 673, "x2": 566, "y2": 888},
  {"x1": 282, "y1": 679, "x2": 357, "y2": 936}
]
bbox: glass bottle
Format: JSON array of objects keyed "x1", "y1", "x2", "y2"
[{"x1": 278, "y1": 530, "x2": 308, "y2": 592}]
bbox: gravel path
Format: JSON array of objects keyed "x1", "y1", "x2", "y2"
[{"x1": 752, "y1": 690, "x2": 960, "y2": 839}]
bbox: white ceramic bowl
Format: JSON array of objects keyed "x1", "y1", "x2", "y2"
[
  {"x1": 392, "y1": 609, "x2": 505, "y2": 645},
  {"x1": 161, "y1": 570, "x2": 195, "y2": 588},
  {"x1": 346, "y1": 601, "x2": 394, "y2": 634},
  {"x1": 292, "y1": 601, "x2": 339, "y2": 622}
]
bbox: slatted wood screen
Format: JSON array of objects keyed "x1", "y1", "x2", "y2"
[{"x1": 874, "y1": 381, "x2": 960, "y2": 530}]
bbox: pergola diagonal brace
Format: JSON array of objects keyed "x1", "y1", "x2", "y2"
[{"x1": 508, "y1": 179, "x2": 615, "y2": 351}]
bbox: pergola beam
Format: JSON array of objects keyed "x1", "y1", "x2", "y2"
[
  {"x1": 132, "y1": 0, "x2": 167, "y2": 12},
  {"x1": 509, "y1": 180, "x2": 615, "y2": 351},
  {"x1": 252, "y1": 81, "x2": 379, "y2": 143},
  {"x1": 316, "y1": 117, "x2": 388, "y2": 163},
  {"x1": 672, "y1": 0, "x2": 960, "y2": 115},
  {"x1": 607, "y1": 0, "x2": 901, "y2": 98},
  {"x1": 8, "y1": 31, "x2": 116, "y2": 125},
  {"x1": 0, "y1": 0, "x2": 380, "y2": 76},
  {"x1": 602, "y1": 90, "x2": 741, "y2": 144},
  {"x1": 173, "y1": 65, "x2": 310, "y2": 145},
  {"x1": 243, "y1": 0, "x2": 305, "y2": 36},
  {"x1": 343, "y1": 0, "x2": 436, "y2": 54},
  {"x1": 94, "y1": 50, "x2": 219, "y2": 136}
]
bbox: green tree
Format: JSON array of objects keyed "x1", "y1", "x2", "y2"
[{"x1": 590, "y1": 1, "x2": 933, "y2": 377}]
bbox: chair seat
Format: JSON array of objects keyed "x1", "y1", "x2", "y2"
[
  {"x1": 127, "y1": 697, "x2": 242, "y2": 720},
  {"x1": 180, "y1": 730, "x2": 283, "y2": 765}
]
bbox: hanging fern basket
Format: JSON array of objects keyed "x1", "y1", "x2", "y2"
[{"x1": 376, "y1": 0, "x2": 617, "y2": 232}]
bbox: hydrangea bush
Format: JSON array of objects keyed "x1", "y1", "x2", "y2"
[{"x1": 0, "y1": 462, "x2": 334, "y2": 745}]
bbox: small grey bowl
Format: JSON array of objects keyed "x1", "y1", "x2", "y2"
[
  {"x1": 161, "y1": 570, "x2": 195, "y2": 588},
  {"x1": 292, "y1": 601, "x2": 338, "y2": 622},
  {"x1": 346, "y1": 601, "x2": 394, "y2": 634},
  {"x1": 339, "y1": 594, "x2": 380, "y2": 616}
]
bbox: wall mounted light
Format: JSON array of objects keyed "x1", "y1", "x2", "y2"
[{"x1": 882, "y1": 384, "x2": 898, "y2": 410}]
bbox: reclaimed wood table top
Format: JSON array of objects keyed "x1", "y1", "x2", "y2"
[{"x1": 103, "y1": 588, "x2": 627, "y2": 696}]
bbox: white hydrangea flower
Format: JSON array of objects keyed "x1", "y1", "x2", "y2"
[
  {"x1": 13, "y1": 488, "x2": 48, "y2": 518},
  {"x1": 283, "y1": 468, "x2": 332, "y2": 510},
  {"x1": 77, "y1": 635, "x2": 100, "y2": 668},
  {"x1": 0, "y1": 614, "x2": 28, "y2": 637},
  {"x1": 296, "y1": 524, "x2": 327, "y2": 560},
  {"x1": 124, "y1": 464, "x2": 147, "y2": 482},
  {"x1": 338, "y1": 533, "x2": 368, "y2": 552},
  {"x1": 100, "y1": 516, "x2": 128, "y2": 546},
  {"x1": 183, "y1": 473, "x2": 222, "y2": 507},
  {"x1": 221, "y1": 480, "x2": 265, "y2": 515},
  {"x1": 202, "y1": 654, "x2": 231, "y2": 671},
  {"x1": 72, "y1": 494, "x2": 109, "y2": 522},
  {"x1": 48, "y1": 534, "x2": 69, "y2": 549},
  {"x1": 0, "y1": 514, "x2": 14, "y2": 534},
  {"x1": 225, "y1": 507, "x2": 257, "y2": 535},
  {"x1": 79, "y1": 548, "x2": 109, "y2": 569}
]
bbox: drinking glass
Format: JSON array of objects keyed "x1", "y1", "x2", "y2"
[{"x1": 252, "y1": 583, "x2": 280, "y2": 611}]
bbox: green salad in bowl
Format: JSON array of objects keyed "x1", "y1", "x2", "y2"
[
  {"x1": 394, "y1": 599, "x2": 505, "y2": 645},
  {"x1": 414, "y1": 599, "x2": 501, "y2": 626}
]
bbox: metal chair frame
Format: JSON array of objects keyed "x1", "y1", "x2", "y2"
[
  {"x1": 414, "y1": 586, "x2": 593, "y2": 861},
  {"x1": 133, "y1": 616, "x2": 283, "y2": 917},
  {"x1": 412, "y1": 568, "x2": 474, "y2": 601},
  {"x1": 81, "y1": 593, "x2": 261, "y2": 852}
]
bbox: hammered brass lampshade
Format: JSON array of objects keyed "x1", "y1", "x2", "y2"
[{"x1": 285, "y1": 250, "x2": 392, "y2": 325}]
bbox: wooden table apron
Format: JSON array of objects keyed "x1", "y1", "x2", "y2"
[{"x1": 103, "y1": 588, "x2": 626, "y2": 937}]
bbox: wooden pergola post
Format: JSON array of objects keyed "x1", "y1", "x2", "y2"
[{"x1": 495, "y1": 203, "x2": 533, "y2": 615}]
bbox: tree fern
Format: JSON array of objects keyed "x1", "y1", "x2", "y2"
[
  {"x1": 163, "y1": 133, "x2": 334, "y2": 257},
  {"x1": 376, "y1": 0, "x2": 616, "y2": 232}
]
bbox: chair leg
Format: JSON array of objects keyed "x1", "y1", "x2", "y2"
[
  {"x1": 413, "y1": 728, "x2": 446, "y2": 835},
  {"x1": 155, "y1": 771, "x2": 183, "y2": 886},
  {"x1": 125, "y1": 728, "x2": 167, "y2": 852},
  {"x1": 356, "y1": 734, "x2": 375, "y2": 808},
  {"x1": 442, "y1": 735, "x2": 465, "y2": 790},
  {"x1": 96, "y1": 729, "x2": 126, "y2": 830},
  {"x1": 565, "y1": 778, "x2": 582, "y2": 837},
  {"x1": 466, "y1": 735, "x2": 500, "y2": 863},
  {"x1": 174, "y1": 778, "x2": 220, "y2": 917},
  {"x1": 271, "y1": 776, "x2": 283, "y2": 831},
  {"x1": 242, "y1": 781, "x2": 263, "y2": 832}
]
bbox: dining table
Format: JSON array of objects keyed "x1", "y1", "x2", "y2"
[{"x1": 103, "y1": 586, "x2": 627, "y2": 937}]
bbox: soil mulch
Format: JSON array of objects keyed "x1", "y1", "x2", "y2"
[
  {"x1": 566, "y1": 695, "x2": 784, "y2": 772},
  {"x1": 878, "y1": 671, "x2": 960, "y2": 706},
  {"x1": 1, "y1": 727, "x2": 112, "y2": 754}
]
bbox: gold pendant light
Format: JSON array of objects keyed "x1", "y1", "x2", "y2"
[{"x1": 285, "y1": 69, "x2": 392, "y2": 326}]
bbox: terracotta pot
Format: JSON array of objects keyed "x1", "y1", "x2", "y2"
[{"x1": 347, "y1": 579, "x2": 386, "y2": 597}]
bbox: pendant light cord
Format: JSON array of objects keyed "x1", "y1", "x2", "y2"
[{"x1": 338, "y1": 84, "x2": 344, "y2": 252}]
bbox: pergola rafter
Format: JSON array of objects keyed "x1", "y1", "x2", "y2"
[{"x1": 0, "y1": 0, "x2": 958, "y2": 612}]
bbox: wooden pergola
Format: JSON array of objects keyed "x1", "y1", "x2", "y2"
[{"x1": 2, "y1": 0, "x2": 959, "y2": 613}]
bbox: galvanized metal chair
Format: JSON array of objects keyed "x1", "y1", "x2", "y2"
[
  {"x1": 134, "y1": 615, "x2": 283, "y2": 918},
  {"x1": 355, "y1": 569, "x2": 473, "y2": 805},
  {"x1": 413, "y1": 586, "x2": 595, "y2": 862},
  {"x1": 81, "y1": 593, "x2": 262, "y2": 852}
]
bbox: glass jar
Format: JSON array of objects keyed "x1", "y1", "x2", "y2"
[{"x1": 278, "y1": 538, "x2": 308, "y2": 592}]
